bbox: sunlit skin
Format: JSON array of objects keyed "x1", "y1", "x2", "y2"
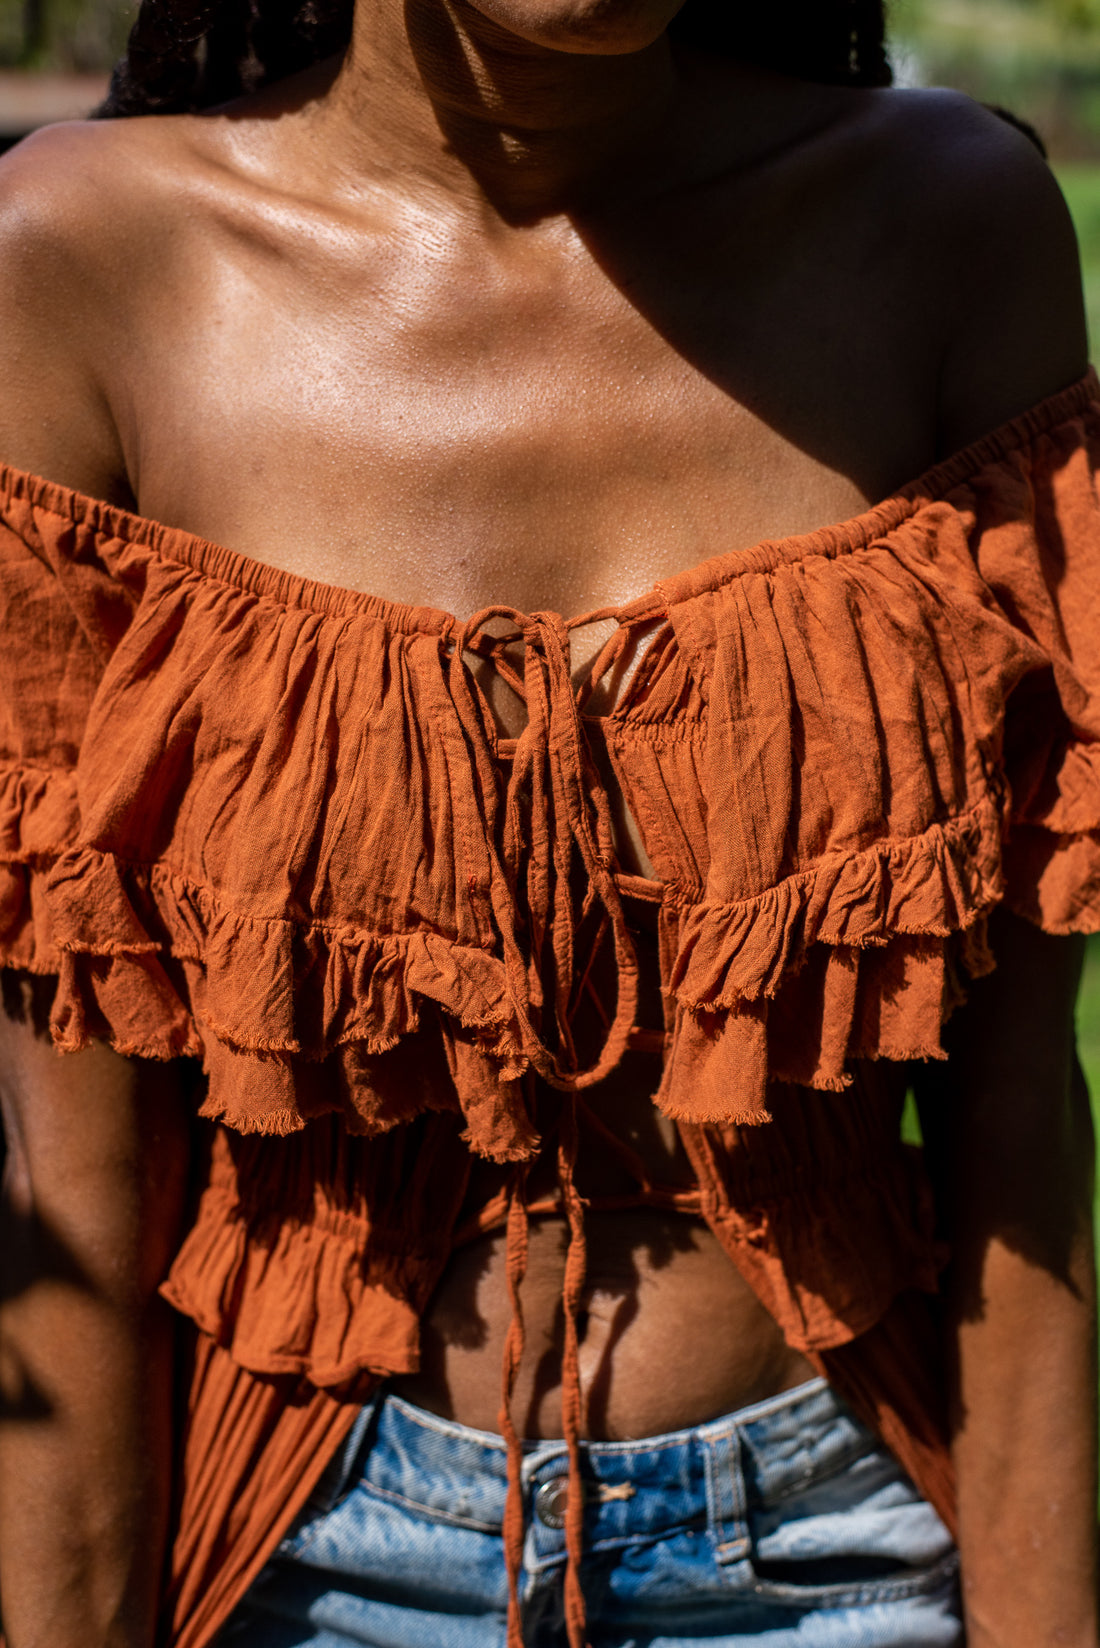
[{"x1": 0, "y1": 0, "x2": 1096, "y2": 1643}]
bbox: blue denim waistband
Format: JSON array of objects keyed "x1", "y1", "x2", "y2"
[
  {"x1": 232, "y1": 1375, "x2": 960, "y2": 1647},
  {"x1": 325, "y1": 1377, "x2": 881, "y2": 1569}
]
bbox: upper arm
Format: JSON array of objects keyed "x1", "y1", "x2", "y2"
[
  {"x1": 915, "y1": 912, "x2": 1092, "y2": 1282},
  {"x1": 900, "y1": 104, "x2": 1097, "y2": 1249},
  {"x1": 0, "y1": 123, "x2": 134, "y2": 501},
  {"x1": 1, "y1": 975, "x2": 192, "y2": 1303},
  {"x1": 0, "y1": 127, "x2": 190, "y2": 1271},
  {"x1": 921, "y1": 92, "x2": 1089, "y2": 451}
]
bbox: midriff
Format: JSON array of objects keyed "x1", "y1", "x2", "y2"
[
  {"x1": 391, "y1": 1038, "x2": 814, "y2": 1440},
  {"x1": 390, "y1": 1208, "x2": 814, "y2": 1440}
]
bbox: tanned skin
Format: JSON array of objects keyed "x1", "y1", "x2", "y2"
[{"x1": 0, "y1": 0, "x2": 1095, "y2": 1643}]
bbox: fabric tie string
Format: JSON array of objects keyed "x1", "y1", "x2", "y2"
[
  {"x1": 447, "y1": 602, "x2": 664, "y2": 1647},
  {"x1": 495, "y1": 1101, "x2": 591, "y2": 1648},
  {"x1": 558, "y1": 1092, "x2": 590, "y2": 1648},
  {"x1": 499, "y1": 1164, "x2": 530, "y2": 1648},
  {"x1": 446, "y1": 604, "x2": 645, "y2": 1092}
]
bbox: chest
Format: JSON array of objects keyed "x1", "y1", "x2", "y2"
[{"x1": 111, "y1": 170, "x2": 944, "y2": 655}]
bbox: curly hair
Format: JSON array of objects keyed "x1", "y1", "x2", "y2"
[{"x1": 96, "y1": 0, "x2": 890, "y2": 119}]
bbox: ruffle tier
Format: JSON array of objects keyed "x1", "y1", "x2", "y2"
[
  {"x1": 679, "y1": 1080, "x2": 947, "y2": 1351},
  {"x1": 656, "y1": 798, "x2": 1003, "y2": 1124},
  {"x1": 0, "y1": 763, "x2": 80, "y2": 972},
  {"x1": 0, "y1": 768, "x2": 1068, "y2": 1146},
  {"x1": 161, "y1": 1117, "x2": 471, "y2": 1386},
  {"x1": 2, "y1": 376, "x2": 1100, "y2": 1152},
  {"x1": 34, "y1": 844, "x2": 541, "y2": 1159},
  {"x1": 161, "y1": 1080, "x2": 945, "y2": 1389}
]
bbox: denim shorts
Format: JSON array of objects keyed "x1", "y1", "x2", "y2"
[{"x1": 220, "y1": 1377, "x2": 962, "y2": 1646}]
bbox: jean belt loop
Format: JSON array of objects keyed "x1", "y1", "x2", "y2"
[{"x1": 701, "y1": 1420, "x2": 751, "y2": 1566}]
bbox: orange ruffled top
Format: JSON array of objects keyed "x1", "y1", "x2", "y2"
[{"x1": 4, "y1": 372, "x2": 1100, "y2": 1648}]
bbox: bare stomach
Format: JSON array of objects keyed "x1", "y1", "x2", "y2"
[{"x1": 390, "y1": 1210, "x2": 814, "y2": 1441}]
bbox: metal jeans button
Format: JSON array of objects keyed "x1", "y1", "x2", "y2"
[{"x1": 534, "y1": 1476, "x2": 571, "y2": 1529}]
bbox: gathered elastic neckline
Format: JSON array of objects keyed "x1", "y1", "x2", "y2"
[{"x1": 1, "y1": 369, "x2": 1095, "y2": 632}]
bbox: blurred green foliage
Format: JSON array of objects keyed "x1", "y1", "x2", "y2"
[
  {"x1": 892, "y1": 0, "x2": 1100, "y2": 157},
  {"x1": 1075, "y1": 938, "x2": 1100, "y2": 1261},
  {"x1": 0, "y1": 0, "x2": 131, "y2": 71},
  {"x1": 1055, "y1": 164, "x2": 1100, "y2": 359},
  {"x1": 1078, "y1": 938, "x2": 1100, "y2": 1121},
  {"x1": 1056, "y1": 0, "x2": 1100, "y2": 29}
]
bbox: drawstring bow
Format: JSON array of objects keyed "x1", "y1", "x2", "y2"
[{"x1": 444, "y1": 601, "x2": 660, "y2": 1648}]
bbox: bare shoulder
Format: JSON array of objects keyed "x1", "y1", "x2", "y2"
[
  {"x1": 0, "y1": 115, "x2": 205, "y2": 499},
  {"x1": 857, "y1": 85, "x2": 1088, "y2": 449}
]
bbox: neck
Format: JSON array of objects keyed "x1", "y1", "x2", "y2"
[{"x1": 324, "y1": 0, "x2": 684, "y2": 222}]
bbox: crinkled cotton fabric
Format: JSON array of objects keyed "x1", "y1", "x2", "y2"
[{"x1": 3, "y1": 372, "x2": 1100, "y2": 1646}]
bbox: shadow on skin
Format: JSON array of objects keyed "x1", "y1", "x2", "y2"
[
  {"x1": 395, "y1": 1192, "x2": 702, "y2": 1437},
  {"x1": 1, "y1": 972, "x2": 93, "y2": 1424},
  {"x1": 911, "y1": 912, "x2": 1093, "y2": 1325},
  {"x1": 562, "y1": 1286, "x2": 639, "y2": 1439},
  {"x1": 0, "y1": 1337, "x2": 53, "y2": 1422},
  {"x1": 214, "y1": 18, "x2": 945, "y2": 528},
  {"x1": 0, "y1": 1199, "x2": 100, "y2": 1424},
  {"x1": 0, "y1": 971, "x2": 53, "y2": 1038},
  {"x1": 1, "y1": 975, "x2": 99, "y2": 1425},
  {"x1": 390, "y1": 0, "x2": 948, "y2": 499},
  {"x1": 518, "y1": 1207, "x2": 701, "y2": 1438}
]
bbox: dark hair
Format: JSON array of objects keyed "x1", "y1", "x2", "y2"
[
  {"x1": 669, "y1": 1, "x2": 890, "y2": 88},
  {"x1": 96, "y1": 0, "x2": 890, "y2": 119}
]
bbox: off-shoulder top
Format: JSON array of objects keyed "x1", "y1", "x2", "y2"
[{"x1": 3, "y1": 372, "x2": 1100, "y2": 1648}]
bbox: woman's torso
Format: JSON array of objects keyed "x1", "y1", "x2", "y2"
[{"x1": 0, "y1": 54, "x2": 1035, "y2": 1437}]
